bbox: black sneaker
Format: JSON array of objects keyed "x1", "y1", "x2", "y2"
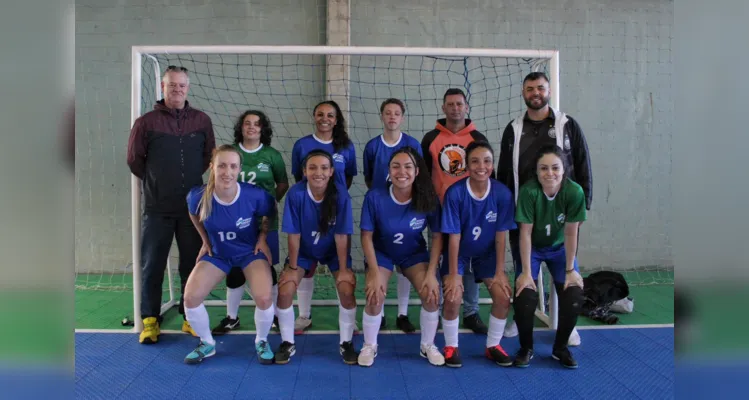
[
  {"x1": 463, "y1": 314, "x2": 488, "y2": 334},
  {"x1": 274, "y1": 341, "x2": 296, "y2": 364},
  {"x1": 485, "y1": 344, "x2": 513, "y2": 367},
  {"x1": 552, "y1": 347, "x2": 578, "y2": 369},
  {"x1": 513, "y1": 348, "x2": 534, "y2": 368},
  {"x1": 444, "y1": 346, "x2": 462, "y2": 367},
  {"x1": 211, "y1": 316, "x2": 240, "y2": 336},
  {"x1": 340, "y1": 341, "x2": 359, "y2": 365},
  {"x1": 396, "y1": 315, "x2": 416, "y2": 333}
]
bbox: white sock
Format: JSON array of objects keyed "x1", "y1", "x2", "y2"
[
  {"x1": 486, "y1": 315, "x2": 507, "y2": 348},
  {"x1": 297, "y1": 277, "x2": 314, "y2": 318},
  {"x1": 339, "y1": 304, "x2": 357, "y2": 344},
  {"x1": 363, "y1": 311, "x2": 382, "y2": 346},
  {"x1": 397, "y1": 273, "x2": 411, "y2": 317},
  {"x1": 254, "y1": 304, "x2": 275, "y2": 343},
  {"x1": 277, "y1": 305, "x2": 295, "y2": 344},
  {"x1": 185, "y1": 304, "x2": 215, "y2": 345},
  {"x1": 226, "y1": 286, "x2": 244, "y2": 319},
  {"x1": 271, "y1": 284, "x2": 279, "y2": 316},
  {"x1": 420, "y1": 307, "x2": 439, "y2": 346},
  {"x1": 442, "y1": 316, "x2": 459, "y2": 348}
]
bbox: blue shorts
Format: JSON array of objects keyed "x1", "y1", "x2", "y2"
[
  {"x1": 367, "y1": 249, "x2": 430, "y2": 272},
  {"x1": 285, "y1": 253, "x2": 352, "y2": 273},
  {"x1": 439, "y1": 250, "x2": 497, "y2": 282},
  {"x1": 201, "y1": 250, "x2": 270, "y2": 275},
  {"x1": 511, "y1": 243, "x2": 579, "y2": 285}
]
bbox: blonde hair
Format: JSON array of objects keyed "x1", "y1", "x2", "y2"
[{"x1": 198, "y1": 144, "x2": 242, "y2": 222}]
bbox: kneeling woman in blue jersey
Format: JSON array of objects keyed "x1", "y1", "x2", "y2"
[
  {"x1": 275, "y1": 149, "x2": 358, "y2": 364},
  {"x1": 359, "y1": 147, "x2": 445, "y2": 367},
  {"x1": 441, "y1": 140, "x2": 516, "y2": 368},
  {"x1": 513, "y1": 144, "x2": 586, "y2": 369},
  {"x1": 183, "y1": 145, "x2": 277, "y2": 365}
]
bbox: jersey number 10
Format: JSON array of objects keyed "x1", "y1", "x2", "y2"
[{"x1": 218, "y1": 231, "x2": 236, "y2": 241}]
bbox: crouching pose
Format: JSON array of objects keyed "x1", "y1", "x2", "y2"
[{"x1": 275, "y1": 150, "x2": 359, "y2": 365}]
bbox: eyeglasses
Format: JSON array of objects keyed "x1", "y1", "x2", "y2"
[{"x1": 166, "y1": 65, "x2": 188, "y2": 73}]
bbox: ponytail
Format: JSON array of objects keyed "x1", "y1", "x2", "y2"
[
  {"x1": 303, "y1": 149, "x2": 338, "y2": 235},
  {"x1": 389, "y1": 147, "x2": 438, "y2": 214},
  {"x1": 198, "y1": 144, "x2": 242, "y2": 222}
]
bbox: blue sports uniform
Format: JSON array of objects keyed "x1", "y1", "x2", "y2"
[
  {"x1": 360, "y1": 186, "x2": 440, "y2": 271},
  {"x1": 362, "y1": 133, "x2": 423, "y2": 190},
  {"x1": 281, "y1": 181, "x2": 354, "y2": 271},
  {"x1": 440, "y1": 177, "x2": 517, "y2": 281},
  {"x1": 187, "y1": 182, "x2": 275, "y2": 274},
  {"x1": 291, "y1": 135, "x2": 357, "y2": 188}
]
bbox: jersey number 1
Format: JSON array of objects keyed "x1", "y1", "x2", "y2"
[{"x1": 545, "y1": 224, "x2": 551, "y2": 236}]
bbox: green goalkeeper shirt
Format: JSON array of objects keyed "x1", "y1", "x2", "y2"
[
  {"x1": 515, "y1": 178, "x2": 587, "y2": 248},
  {"x1": 234, "y1": 143, "x2": 289, "y2": 231}
]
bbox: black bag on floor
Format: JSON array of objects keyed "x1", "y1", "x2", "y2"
[{"x1": 581, "y1": 271, "x2": 630, "y2": 324}]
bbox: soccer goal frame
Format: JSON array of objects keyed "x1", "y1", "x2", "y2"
[{"x1": 130, "y1": 45, "x2": 561, "y2": 333}]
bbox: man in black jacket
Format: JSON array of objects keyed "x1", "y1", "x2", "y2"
[
  {"x1": 127, "y1": 66, "x2": 216, "y2": 344},
  {"x1": 497, "y1": 71, "x2": 592, "y2": 347}
]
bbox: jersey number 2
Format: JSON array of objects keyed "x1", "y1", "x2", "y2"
[
  {"x1": 240, "y1": 171, "x2": 257, "y2": 184},
  {"x1": 393, "y1": 233, "x2": 404, "y2": 244}
]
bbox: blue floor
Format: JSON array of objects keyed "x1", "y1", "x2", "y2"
[{"x1": 75, "y1": 328, "x2": 673, "y2": 399}]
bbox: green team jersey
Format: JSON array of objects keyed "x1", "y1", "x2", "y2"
[
  {"x1": 515, "y1": 178, "x2": 587, "y2": 248},
  {"x1": 234, "y1": 143, "x2": 289, "y2": 231}
]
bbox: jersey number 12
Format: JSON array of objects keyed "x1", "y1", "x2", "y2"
[{"x1": 240, "y1": 171, "x2": 257, "y2": 184}]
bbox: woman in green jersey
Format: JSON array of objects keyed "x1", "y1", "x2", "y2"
[
  {"x1": 512, "y1": 144, "x2": 586, "y2": 369},
  {"x1": 211, "y1": 110, "x2": 289, "y2": 335}
]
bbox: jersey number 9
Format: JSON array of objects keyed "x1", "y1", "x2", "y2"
[{"x1": 472, "y1": 226, "x2": 481, "y2": 241}]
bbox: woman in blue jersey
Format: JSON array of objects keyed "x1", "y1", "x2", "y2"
[
  {"x1": 362, "y1": 98, "x2": 423, "y2": 333},
  {"x1": 440, "y1": 140, "x2": 516, "y2": 368},
  {"x1": 275, "y1": 149, "x2": 359, "y2": 365},
  {"x1": 358, "y1": 147, "x2": 445, "y2": 367},
  {"x1": 211, "y1": 110, "x2": 289, "y2": 336},
  {"x1": 290, "y1": 100, "x2": 358, "y2": 334},
  {"x1": 182, "y1": 145, "x2": 277, "y2": 365},
  {"x1": 512, "y1": 144, "x2": 586, "y2": 369}
]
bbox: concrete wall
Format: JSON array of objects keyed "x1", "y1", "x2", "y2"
[{"x1": 75, "y1": 0, "x2": 672, "y2": 275}]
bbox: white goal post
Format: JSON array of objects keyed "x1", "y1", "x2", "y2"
[{"x1": 130, "y1": 45, "x2": 561, "y2": 333}]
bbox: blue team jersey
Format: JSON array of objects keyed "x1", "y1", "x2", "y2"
[
  {"x1": 291, "y1": 134, "x2": 357, "y2": 188},
  {"x1": 362, "y1": 133, "x2": 423, "y2": 190},
  {"x1": 281, "y1": 181, "x2": 354, "y2": 261},
  {"x1": 441, "y1": 177, "x2": 517, "y2": 258},
  {"x1": 187, "y1": 182, "x2": 275, "y2": 258},
  {"x1": 360, "y1": 186, "x2": 440, "y2": 261}
]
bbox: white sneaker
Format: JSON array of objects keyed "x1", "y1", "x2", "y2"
[
  {"x1": 419, "y1": 343, "x2": 445, "y2": 366},
  {"x1": 294, "y1": 316, "x2": 312, "y2": 333},
  {"x1": 358, "y1": 343, "x2": 377, "y2": 367},
  {"x1": 568, "y1": 328, "x2": 581, "y2": 346},
  {"x1": 504, "y1": 320, "x2": 518, "y2": 337}
]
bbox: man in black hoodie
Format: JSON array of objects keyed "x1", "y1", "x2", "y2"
[{"x1": 127, "y1": 65, "x2": 216, "y2": 344}]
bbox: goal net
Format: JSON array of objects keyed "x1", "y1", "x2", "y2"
[{"x1": 75, "y1": 45, "x2": 673, "y2": 331}]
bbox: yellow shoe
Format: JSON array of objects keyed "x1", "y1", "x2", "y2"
[
  {"x1": 139, "y1": 317, "x2": 160, "y2": 344},
  {"x1": 182, "y1": 320, "x2": 198, "y2": 337}
]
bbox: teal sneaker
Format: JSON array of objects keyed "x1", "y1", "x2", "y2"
[
  {"x1": 184, "y1": 341, "x2": 216, "y2": 365},
  {"x1": 256, "y1": 340, "x2": 274, "y2": 365}
]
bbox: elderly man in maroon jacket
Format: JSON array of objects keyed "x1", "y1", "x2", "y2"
[{"x1": 127, "y1": 65, "x2": 216, "y2": 344}]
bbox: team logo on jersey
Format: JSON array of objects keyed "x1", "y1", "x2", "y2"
[
  {"x1": 557, "y1": 213, "x2": 566, "y2": 223},
  {"x1": 409, "y1": 217, "x2": 425, "y2": 230},
  {"x1": 236, "y1": 216, "x2": 253, "y2": 229},
  {"x1": 332, "y1": 153, "x2": 345, "y2": 164},
  {"x1": 256, "y1": 163, "x2": 270, "y2": 172},
  {"x1": 485, "y1": 211, "x2": 497, "y2": 223},
  {"x1": 438, "y1": 144, "x2": 466, "y2": 176},
  {"x1": 548, "y1": 127, "x2": 556, "y2": 138}
]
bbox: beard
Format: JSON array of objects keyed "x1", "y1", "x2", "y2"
[{"x1": 524, "y1": 94, "x2": 550, "y2": 110}]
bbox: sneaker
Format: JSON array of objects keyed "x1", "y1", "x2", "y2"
[
  {"x1": 255, "y1": 340, "x2": 274, "y2": 365},
  {"x1": 211, "y1": 316, "x2": 240, "y2": 336},
  {"x1": 552, "y1": 347, "x2": 578, "y2": 369},
  {"x1": 568, "y1": 328, "x2": 581, "y2": 346},
  {"x1": 182, "y1": 320, "x2": 198, "y2": 337},
  {"x1": 138, "y1": 317, "x2": 159, "y2": 344},
  {"x1": 184, "y1": 341, "x2": 216, "y2": 364},
  {"x1": 294, "y1": 316, "x2": 312, "y2": 334},
  {"x1": 504, "y1": 320, "x2": 519, "y2": 337},
  {"x1": 419, "y1": 343, "x2": 445, "y2": 366},
  {"x1": 513, "y1": 348, "x2": 534, "y2": 368},
  {"x1": 340, "y1": 341, "x2": 359, "y2": 365},
  {"x1": 357, "y1": 343, "x2": 377, "y2": 367},
  {"x1": 396, "y1": 315, "x2": 416, "y2": 333},
  {"x1": 485, "y1": 344, "x2": 513, "y2": 367},
  {"x1": 274, "y1": 341, "x2": 296, "y2": 365},
  {"x1": 463, "y1": 314, "x2": 488, "y2": 334},
  {"x1": 443, "y1": 346, "x2": 462, "y2": 368}
]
